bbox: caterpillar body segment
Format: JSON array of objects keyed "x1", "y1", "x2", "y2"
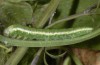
[{"x1": 4, "y1": 25, "x2": 93, "y2": 41}]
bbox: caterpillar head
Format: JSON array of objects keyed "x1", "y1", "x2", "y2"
[{"x1": 4, "y1": 25, "x2": 15, "y2": 37}]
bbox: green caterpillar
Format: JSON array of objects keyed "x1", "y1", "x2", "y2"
[{"x1": 4, "y1": 25, "x2": 93, "y2": 41}]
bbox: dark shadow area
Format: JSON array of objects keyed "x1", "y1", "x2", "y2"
[{"x1": 66, "y1": 0, "x2": 80, "y2": 28}]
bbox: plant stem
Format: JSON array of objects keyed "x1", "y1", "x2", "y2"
[
  {"x1": 30, "y1": 48, "x2": 44, "y2": 65},
  {"x1": 34, "y1": 0, "x2": 61, "y2": 28},
  {"x1": 45, "y1": 3, "x2": 99, "y2": 29},
  {"x1": 45, "y1": 13, "x2": 89, "y2": 29},
  {"x1": 5, "y1": 47, "x2": 28, "y2": 65},
  {"x1": 4, "y1": 0, "x2": 60, "y2": 65}
]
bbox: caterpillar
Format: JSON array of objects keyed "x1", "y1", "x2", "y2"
[{"x1": 4, "y1": 24, "x2": 93, "y2": 41}]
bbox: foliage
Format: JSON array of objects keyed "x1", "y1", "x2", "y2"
[{"x1": 0, "y1": 0, "x2": 100, "y2": 65}]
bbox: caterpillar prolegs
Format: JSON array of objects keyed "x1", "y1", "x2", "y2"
[{"x1": 4, "y1": 25, "x2": 93, "y2": 41}]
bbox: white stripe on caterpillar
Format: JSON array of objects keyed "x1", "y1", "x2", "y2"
[
  {"x1": 4, "y1": 25, "x2": 93, "y2": 36},
  {"x1": 4, "y1": 25, "x2": 93, "y2": 40}
]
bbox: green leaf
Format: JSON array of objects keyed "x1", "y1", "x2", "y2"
[
  {"x1": 0, "y1": 2, "x2": 33, "y2": 27},
  {"x1": 48, "y1": 0, "x2": 73, "y2": 28},
  {"x1": 5, "y1": 0, "x2": 34, "y2": 3},
  {"x1": 71, "y1": 1, "x2": 100, "y2": 50},
  {"x1": 63, "y1": 56, "x2": 71, "y2": 65}
]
